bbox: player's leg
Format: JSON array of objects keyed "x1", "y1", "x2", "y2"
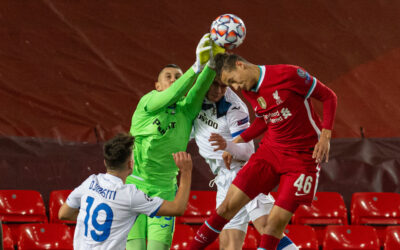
[
  {"x1": 258, "y1": 150, "x2": 321, "y2": 250},
  {"x1": 147, "y1": 215, "x2": 175, "y2": 250},
  {"x1": 190, "y1": 149, "x2": 278, "y2": 249},
  {"x1": 248, "y1": 194, "x2": 299, "y2": 250},
  {"x1": 215, "y1": 167, "x2": 248, "y2": 250},
  {"x1": 219, "y1": 229, "x2": 246, "y2": 250},
  {"x1": 126, "y1": 213, "x2": 147, "y2": 250}
]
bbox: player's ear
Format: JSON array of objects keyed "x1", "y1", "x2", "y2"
[
  {"x1": 155, "y1": 81, "x2": 162, "y2": 91},
  {"x1": 236, "y1": 60, "x2": 245, "y2": 69}
]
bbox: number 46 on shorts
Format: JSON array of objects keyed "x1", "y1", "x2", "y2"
[{"x1": 293, "y1": 174, "x2": 313, "y2": 196}]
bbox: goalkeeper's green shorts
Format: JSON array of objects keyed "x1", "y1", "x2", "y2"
[{"x1": 127, "y1": 213, "x2": 176, "y2": 246}]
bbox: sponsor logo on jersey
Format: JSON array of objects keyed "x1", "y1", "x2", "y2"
[
  {"x1": 232, "y1": 106, "x2": 240, "y2": 110},
  {"x1": 152, "y1": 118, "x2": 176, "y2": 135},
  {"x1": 273, "y1": 90, "x2": 283, "y2": 105},
  {"x1": 197, "y1": 113, "x2": 218, "y2": 129},
  {"x1": 237, "y1": 116, "x2": 249, "y2": 125},
  {"x1": 257, "y1": 97, "x2": 267, "y2": 109},
  {"x1": 263, "y1": 107, "x2": 292, "y2": 124}
]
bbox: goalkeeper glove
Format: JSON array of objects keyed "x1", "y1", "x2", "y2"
[
  {"x1": 192, "y1": 33, "x2": 212, "y2": 73},
  {"x1": 207, "y1": 41, "x2": 226, "y2": 69}
]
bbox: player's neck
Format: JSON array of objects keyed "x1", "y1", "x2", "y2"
[
  {"x1": 106, "y1": 170, "x2": 127, "y2": 184},
  {"x1": 249, "y1": 64, "x2": 261, "y2": 89}
]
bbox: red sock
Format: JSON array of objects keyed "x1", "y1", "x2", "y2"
[
  {"x1": 258, "y1": 234, "x2": 280, "y2": 250},
  {"x1": 189, "y1": 211, "x2": 229, "y2": 249}
]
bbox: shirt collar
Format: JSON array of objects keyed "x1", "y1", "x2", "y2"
[{"x1": 250, "y1": 65, "x2": 266, "y2": 92}]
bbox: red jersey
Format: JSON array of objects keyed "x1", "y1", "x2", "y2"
[{"x1": 240, "y1": 65, "x2": 337, "y2": 151}]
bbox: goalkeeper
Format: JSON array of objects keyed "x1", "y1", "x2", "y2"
[{"x1": 126, "y1": 34, "x2": 224, "y2": 250}]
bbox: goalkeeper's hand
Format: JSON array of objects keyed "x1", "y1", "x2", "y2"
[
  {"x1": 207, "y1": 41, "x2": 225, "y2": 70},
  {"x1": 192, "y1": 34, "x2": 212, "y2": 74}
]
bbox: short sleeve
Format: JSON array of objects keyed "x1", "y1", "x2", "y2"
[
  {"x1": 226, "y1": 94, "x2": 251, "y2": 138},
  {"x1": 130, "y1": 187, "x2": 164, "y2": 217},
  {"x1": 66, "y1": 177, "x2": 92, "y2": 209}
]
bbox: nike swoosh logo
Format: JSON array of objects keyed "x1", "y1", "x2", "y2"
[
  {"x1": 295, "y1": 192, "x2": 308, "y2": 196},
  {"x1": 160, "y1": 224, "x2": 169, "y2": 228}
]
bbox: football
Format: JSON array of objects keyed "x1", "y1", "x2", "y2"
[{"x1": 210, "y1": 14, "x2": 246, "y2": 50}]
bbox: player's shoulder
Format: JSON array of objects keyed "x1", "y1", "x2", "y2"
[
  {"x1": 225, "y1": 88, "x2": 248, "y2": 113},
  {"x1": 266, "y1": 64, "x2": 301, "y2": 75}
]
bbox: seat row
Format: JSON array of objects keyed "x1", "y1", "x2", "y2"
[{"x1": 1, "y1": 190, "x2": 400, "y2": 249}]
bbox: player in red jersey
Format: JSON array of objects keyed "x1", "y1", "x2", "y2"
[{"x1": 190, "y1": 53, "x2": 337, "y2": 250}]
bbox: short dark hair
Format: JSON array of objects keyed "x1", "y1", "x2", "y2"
[
  {"x1": 214, "y1": 53, "x2": 247, "y2": 79},
  {"x1": 160, "y1": 64, "x2": 181, "y2": 72},
  {"x1": 103, "y1": 133, "x2": 134, "y2": 170}
]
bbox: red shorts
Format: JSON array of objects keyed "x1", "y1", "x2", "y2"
[{"x1": 232, "y1": 145, "x2": 321, "y2": 213}]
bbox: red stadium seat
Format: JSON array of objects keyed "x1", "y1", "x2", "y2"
[
  {"x1": 17, "y1": 223, "x2": 73, "y2": 250},
  {"x1": 291, "y1": 192, "x2": 348, "y2": 246},
  {"x1": 351, "y1": 192, "x2": 400, "y2": 246},
  {"x1": 49, "y1": 190, "x2": 75, "y2": 224},
  {"x1": 384, "y1": 226, "x2": 400, "y2": 250},
  {"x1": 171, "y1": 224, "x2": 194, "y2": 249},
  {"x1": 323, "y1": 225, "x2": 379, "y2": 250},
  {"x1": 283, "y1": 225, "x2": 318, "y2": 250},
  {"x1": 0, "y1": 190, "x2": 47, "y2": 241},
  {"x1": 2, "y1": 224, "x2": 14, "y2": 250},
  {"x1": 179, "y1": 191, "x2": 216, "y2": 224},
  {"x1": 0, "y1": 190, "x2": 47, "y2": 223}
]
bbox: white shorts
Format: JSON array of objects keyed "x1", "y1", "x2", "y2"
[{"x1": 210, "y1": 160, "x2": 275, "y2": 232}]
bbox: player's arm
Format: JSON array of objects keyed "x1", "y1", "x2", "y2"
[
  {"x1": 58, "y1": 184, "x2": 84, "y2": 221},
  {"x1": 144, "y1": 34, "x2": 213, "y2": 113},
  {"x1": 156, "y1": 152, "x2": 193, "y2": 216},
  {"x1": 182, "y1": 41, "x2": 225, "y2": 119},
  {"x1": 144, "y1": 69, "x2": 198, "y2": 113},
  {"x1": 181, "y1": 65, "x2": 216, "y2": 118},
  {"x1": 309, "y1": 80, "x2": 337, "y2": 163},
  {"x1": 238, "y1": 116, "x2": 268, "y2": 142},
  {"x1": 59, "y1": 203, "x2": 79, "y2": 221}
]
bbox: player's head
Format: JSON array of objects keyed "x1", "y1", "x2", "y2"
[
  {"x1": 215, "y1": 53, "x2": 258, "y2": 91},
  {"x1": 207, "y1": 78, "x2": 227, "y2": 102},
  {"x1": 103, "y1": 133, "x2": 134, "y2": 175},
  {"x1": 155, "y1": 64, "x2": 183, "y2": 91}
]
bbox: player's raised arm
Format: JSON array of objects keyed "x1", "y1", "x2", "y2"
[
  {"x1": 156, "y1": 152, "x2": 193, "y2": 216},
  {"x1": 144, "y1": 34, "x2": 212, "y2": 113},
  {"x1": 182, "y1": 40, "x2": 225, "y2": 119}
]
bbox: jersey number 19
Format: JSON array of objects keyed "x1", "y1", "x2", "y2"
[{"x1": 84, "y1": 196, "x2": 114, "y2": 242}]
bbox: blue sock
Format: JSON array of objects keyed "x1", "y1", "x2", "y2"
[{"x1": 277, "y1": 236, "x2": 293, "y2": 250}]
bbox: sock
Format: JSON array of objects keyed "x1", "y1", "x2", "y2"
[
  {"x1": 277, "y1": 236, "x2": 298, "y2": 250},
  {"x1": 258, "y1": 234, "x2": 280, "y2": 250},
  {"x1": 189, "y1": 211, "x2": 229, "y2": 249}
]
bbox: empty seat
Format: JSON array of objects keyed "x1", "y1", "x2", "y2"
[
  {"x1": 17, "y1": 223, "x2": 73, "y2": 250},
  {"x1": 0, "y1": 190, "x2": 47, "y2": 223},
  {"x1": 351, "y1": 192, "x2": 400, "y2": 246},
  {"x1": 2, "y1": 224, "x2": 14, "y2": 250},
  {"x1": 384, "y1": 226, "x2": 400, "y2": 250},
  {"x1": 283, "y1": 225, "x2": 318, "y2": 250},
  {"x1": 0, "y1": 190, "x2": 47, "y2": 241},
  {"x1": 49, "y1": 190, "x2": 75, "y2": 224},
  {"x1": 323, "y1": 225, "x2": 379, "y2": 250},
  {"x1": 291, "y1": 192, "x2": 348, "y2": 245},
  {"x1": 171, "y1": 224, "x2": 194, "y2": 249},
  {"x1": 179, "y1": 191, "x2": 216, "y2": 224}
]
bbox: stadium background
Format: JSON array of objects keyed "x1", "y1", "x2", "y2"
[{"x1": 0, "y1": 0, "x2": 399, "y2": 210}]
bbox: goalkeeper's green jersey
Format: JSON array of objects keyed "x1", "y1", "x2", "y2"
[{"x1": 126, "y1": 66, "x2": 216, "y2": 200}]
